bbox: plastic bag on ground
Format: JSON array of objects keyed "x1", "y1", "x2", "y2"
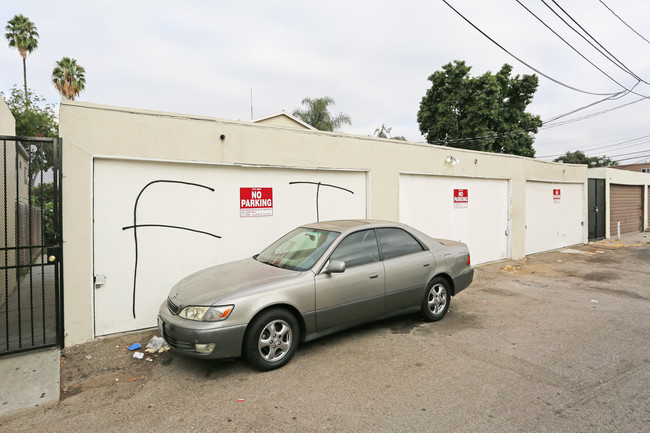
[{"x1": 145, "y1": 336, "x2": 168, "y2": 353}]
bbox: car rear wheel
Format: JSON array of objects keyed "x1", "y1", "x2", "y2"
[
  {"x1": 421, "y1": 277, "x2": 450, "y2": 322},
  {"x1": 244, "y1": 308, "x2": 299, "y2": 371}
]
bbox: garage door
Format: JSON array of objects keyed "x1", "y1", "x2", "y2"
[
  {"x1": 93, "y1": 158, "x2": 367, "y2": 335},
  {"x1": 399, "y1": 175, "x2": 509, "y2": 264},
  {"x1": 525, "y1": 182, "x2": 584, "y2": 255},
  {"x1": 610, "y1": 184, "x2": 643, "y2": 236}
]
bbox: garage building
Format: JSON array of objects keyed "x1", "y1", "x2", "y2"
[
  {"x1": 59, "y1": 101, "x2": 587, "y2": 344},
  {"x1": 588, "y1": 167, "x2": 650, "y2": 240}
]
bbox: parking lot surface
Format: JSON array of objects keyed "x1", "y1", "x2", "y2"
[{"x1": 1, "y1": 233, "x2": 648, "y2": 432}]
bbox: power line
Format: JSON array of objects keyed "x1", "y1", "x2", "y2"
[
  {"x1": 607, "y1": 148, "x2": 650, "y2": 159},
  {"x1": 433, "y1": 2, "x2": 650, "y2": 157},
  {"x1": 442, "y1": 0, "x2": 649, "y2": 132},
  {"x1": 543, "y1": 0, "x2": 647, "y2": 84},
  {"x1": 583, "y1": 136, "x2": 650, "y2": 153},
  {"x1": 599, "y1": 0, "x2": 650, "y2": 46},
  {"x1": 440, "y1": 0, "x2": 626, "y2": 97},
  {"x1": 426, "y1": 128, "x2": 532, "y2": 147},
  {"x1": 614, "y1": 153, "x2": 650, "y2": 163},
  {"x1": 541, "y1": 95, "x2": 649, "y2": 128},
  {"x1": 536, "y1": 140, "x2": 650, "y2": 159},
  {"x1": 541, "y1": 92, "x2": 629, "y2": 125},
  {"x1": 537, "y1": 135, "x2": 650, "y2": 159},
  {"x1": 515, "y1": 0, "x2": 636, "y2": 91}
]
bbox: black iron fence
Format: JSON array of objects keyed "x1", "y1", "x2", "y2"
[{"x1": 0, "y1": 135, "x2": 63, "y2": 356}]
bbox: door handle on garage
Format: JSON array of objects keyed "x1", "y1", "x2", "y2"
[{"x1": 369, "y1": 273, "x2": 379, "y2": 279}]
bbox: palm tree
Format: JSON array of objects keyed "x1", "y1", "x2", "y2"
[
  {"x1": 52, "y1": 57, "x2": 86, "y2": 100},
  {"x1": 292, "y1": 97, "x2": 351, "y2": 131},
  {"x1": 374, "y1": 124, "x2": 407, "y2": 140},
  {"x1": 4, "y1": 14, "x2": 39, "y2": 102}
]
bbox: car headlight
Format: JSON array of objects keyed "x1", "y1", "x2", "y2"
[{"x1": 179, "y1": 305, "x2": 234, "y2": 322}]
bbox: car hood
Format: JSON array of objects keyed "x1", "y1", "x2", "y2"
[{"x1": 168, "y1": 257, "x2": 301, "y2": 307}]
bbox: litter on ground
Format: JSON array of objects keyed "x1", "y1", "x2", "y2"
[
  {"x1": 145, "y1": 336, "x2": 169, "y2": 353},
  {"x1": 499, "y1": 265, "x2": 520, "y2": 274}
]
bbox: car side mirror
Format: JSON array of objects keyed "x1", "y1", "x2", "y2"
[{"x1": 324, "y1": 260, "x2": 346, "y2": 274}]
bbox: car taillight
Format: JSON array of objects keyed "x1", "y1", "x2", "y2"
[{"x1": 467, "y1": 253, "x2": 471, "y2": 265}]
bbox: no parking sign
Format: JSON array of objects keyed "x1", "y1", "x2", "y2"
[
  {"x1": 453, "y1": 189, "x2": 468, "y2": 208},
  {"x1": 553, "y1": 189, "x2": 561, "y2": 203},
  {"x1": 240, "y1": 187, "x2": 273, "y2": 217}
]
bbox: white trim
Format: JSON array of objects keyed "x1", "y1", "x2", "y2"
[
  {"x1": 91, "y1": 154, "x2": 370, "y2": 173},
  {"x1": 525, "y1": 178, "x2": 586, "y2": 184},
  {"x1": 399, "y1": 171, "x2": 511, "y2": 182}
]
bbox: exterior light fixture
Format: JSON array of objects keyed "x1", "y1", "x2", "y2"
[{"x1": 446, "y1": 155, "x2": 459, "y2": 165}]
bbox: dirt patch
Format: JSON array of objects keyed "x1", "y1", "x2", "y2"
[
  {"x1": 482, "y1": 287, "x2": 520, "y2": 296},
  {"x1": 60, "y1": 329, "x2": 167, "y2": 400},
  {"x1": 586, "y1": 254, "x2": 621, "y2": 264},
  {"x1": 390, "y1": 316, "x2": 423, "y2": 334},
  {"x1": 582, "y1": 272, "x2": 618, "y2": 282}
]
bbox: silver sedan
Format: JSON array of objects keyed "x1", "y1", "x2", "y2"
[{"x1": 158, "y1": 220, "x2": 473, "y2": 371}]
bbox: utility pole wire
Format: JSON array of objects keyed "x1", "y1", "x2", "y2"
[
  {"x1": 599, "y1": 0, "x2": 650, "y2": 45},
  {"x1": 440, "y1": 0, "x2": 626, "y2": 97}
]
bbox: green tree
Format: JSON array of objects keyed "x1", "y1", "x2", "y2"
[
  {"x1": 30, "y1": 182, "x2": 57, "y2": 245},
  {"x1": 2, "y1": 86, "x2": 58, "y2": 186},
  {"x1": 293, "y1": 96, "x2": 351, "y2": 131},
  {"x1": 5, "y1": 14, "x2": 39, "y2": 102},
  {"x1": 374, "y1": 124, "x2": 406, "y2": 141},
  {"x1": 553, "y1": 150, "x2": 618, "y2": 167},
  {"x1": 52, "y1": 57, "x2": 86, "y2": 100},
  {"x1": 417, "y1": 60, "x2": 542, "y2": 157}
]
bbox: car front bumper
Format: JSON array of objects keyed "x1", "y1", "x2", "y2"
[{"x1": 158, "y1": 302, "x2": 247, "y2": 359}]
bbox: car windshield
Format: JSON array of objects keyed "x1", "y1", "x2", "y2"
[{"x1": 255, "y1": 227, "x2": 340, "y2": 271}]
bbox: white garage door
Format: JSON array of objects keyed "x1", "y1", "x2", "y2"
[
  {"x1": 399, "y1": 175, "x2": 509, "y2": 264},
  {"x1": 525, "y1": 182, "x2": 584, "y2": 255},
  {"x1": 93, "y1": 158, "x2": 367, "y2": 336}
]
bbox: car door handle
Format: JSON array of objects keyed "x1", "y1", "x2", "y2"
[
  {"x1": 369, "y1": 273, "x2": 379, "y2": 279},
  {"x1": 423, "y1": 263, "x2": 430, "y2": 267}
]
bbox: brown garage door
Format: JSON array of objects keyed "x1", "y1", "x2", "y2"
[{"x1": 610, "y1": 184, "x2": 643, "y2": 235}]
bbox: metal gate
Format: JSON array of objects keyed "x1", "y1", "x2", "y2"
[
  {"x1": 588, "y1": 178, "x2": 605, "y2": 241},
  {"x1": 0, "y1": 135, "x2": 63, "y2": 356}
]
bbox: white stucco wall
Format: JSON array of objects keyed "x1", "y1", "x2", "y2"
[
  {"x1": 59, "y1": 101, "x2": 588, "y2": 345},
  {"x1": 0, "y1": 98, "x2": 18, "y2": 305},
  {"x1": 0, "y1": 98, "x2": 16, "y2": 135}
]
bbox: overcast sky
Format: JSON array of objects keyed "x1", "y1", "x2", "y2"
[{"x1": 2, "y1": 0, "x2": 649, "y2": 163}]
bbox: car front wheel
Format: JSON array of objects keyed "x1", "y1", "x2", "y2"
[
  {"x1": 421, "y1": 277, "x2": 450, "y2": 322},
  {"x1": 244, "y1": 308, "x2": 299, "y2": 371}
]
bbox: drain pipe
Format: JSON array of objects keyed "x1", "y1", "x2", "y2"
[{"x1": 617, "y1": 221, "x2": 621, "y2": 240}]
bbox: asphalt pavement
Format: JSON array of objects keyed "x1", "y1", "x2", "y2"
[{"x1": 0, "y1": 232, "x2": 648, "y2": 432}]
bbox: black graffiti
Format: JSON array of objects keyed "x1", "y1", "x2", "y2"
[
  {"x1": 122, "y1": 180, "x2": 221, "y2": 319},
  {"x1": 289, "y1": 181, "x2": 354, "y2": 222}
]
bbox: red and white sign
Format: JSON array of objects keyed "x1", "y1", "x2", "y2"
[
  {"x1": 553, "y1": 188, "x2": 561, "y2": 203},
  {"x1": 240, "y1": 187, "x2": 273, "y2": 217},
  {"x1": 453, "y1": 189, "x2": 469, "y2": 208}
]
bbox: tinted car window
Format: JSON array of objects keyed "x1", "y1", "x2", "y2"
[
  {"x1": 377, "y1": 228, "x2": 424, "y2": 260},
  {"x1": 329, "y1": 230, "x2": 380, "y2": 268}
]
